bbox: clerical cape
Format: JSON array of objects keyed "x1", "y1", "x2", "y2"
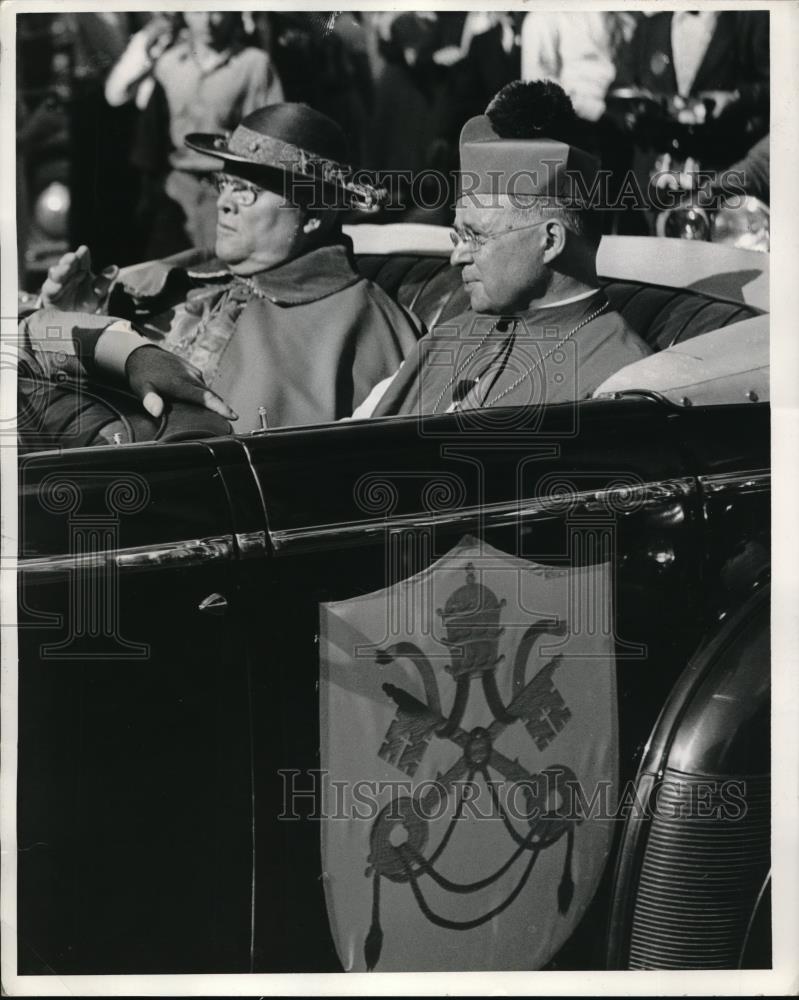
[
  {"x1": 22, "y1": 238, "x2": 420, "y2": 434},
  {"x1": 370, "y1": 292, "x2": 651, "y2": 418}
]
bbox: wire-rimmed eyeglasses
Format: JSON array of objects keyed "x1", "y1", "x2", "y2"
[
  {"x1": 449, "y1": 218, "x2": 551, "y2": 253},
  {"x1": 212, "y1": 172, "x2": 265, "y2": 207}
]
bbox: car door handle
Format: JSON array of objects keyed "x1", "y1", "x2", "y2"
[{"x1": 198, "y1": 592, "x2": 228, "y2": 615}]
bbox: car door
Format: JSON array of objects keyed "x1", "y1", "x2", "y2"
[
  {"x1": 16, "y1": 395, "x2": 768, "y2": 975},
  {"x1": 234, "y1": 396, "x2": 745, "y2": 972},
  {"x1": 17, "y1": 440, "x2": 257, "y2": 974}
]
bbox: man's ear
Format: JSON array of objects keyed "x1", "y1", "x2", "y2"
[
  {"x1": 542, "y1": 220, "x2": 568, "y2": 263},
  {"x1": 302, "y1": 216, "x2": 322, "y2": 235}
]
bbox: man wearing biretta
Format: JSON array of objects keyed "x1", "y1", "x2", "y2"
[{"x1": 358, "y1": 81, "x2": 651, "y2": 419}]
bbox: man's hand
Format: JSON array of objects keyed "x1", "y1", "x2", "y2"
[
  {"x1": 126, "y1": 345, "x2": 238, "y2": 421},
  {"x1": 698, "y1": 89, "x2": 741, "y2": 120},
  {"x1": 142, "y1": 13, "x2": 176, "y2": 61},
  {"x1": 432, "y1": 45, "x2": 464, "y2": 66},
  {"x1": 40, "y1": 245, "x2": 118, "y2": 313}
]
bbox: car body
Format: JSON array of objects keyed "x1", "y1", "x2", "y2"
[{"x1": 15, "y1": 227, "x2": 770, "y2": 974}]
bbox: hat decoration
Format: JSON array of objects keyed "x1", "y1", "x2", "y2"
[{"x1": 187, "y1": 103, "x2": 386, "y2": 212}]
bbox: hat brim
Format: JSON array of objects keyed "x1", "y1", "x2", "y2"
[
  {"x1": 185, "y1": 132, "x2": 268, "y2": 169},
  {"x1": 184, "y1": 132, "x2": 384, "y2": 211}
]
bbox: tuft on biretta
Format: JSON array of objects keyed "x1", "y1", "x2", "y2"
[
  {"x1": 486, "y1": 80, "x2": 579, "y2": 141},
  {"x1": 459, "y1": 80, "x2": 601, "y2": 205}
]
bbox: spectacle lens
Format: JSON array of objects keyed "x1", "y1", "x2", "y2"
[
  {"x1": 213, "y1": 173, "x2": 261, "y2": 207},
  {"x1": 449, "y1": 218, "x2": 551, "y2": 253}
]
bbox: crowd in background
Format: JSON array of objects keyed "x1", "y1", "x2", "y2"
[{"x1": 16, "y1": 9, "x2": 770, "y2": 286}]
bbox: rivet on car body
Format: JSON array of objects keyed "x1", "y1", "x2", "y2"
[{"x1": 649, "y1": 548, "x2": 675, "y2": 566}]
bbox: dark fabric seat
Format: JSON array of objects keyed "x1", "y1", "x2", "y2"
[{"x1": 355, "y1": 254, "x2": 760, "y2": 351}]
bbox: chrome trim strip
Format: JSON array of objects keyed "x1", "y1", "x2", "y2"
[
  {"x1": 268, "y1": 477, "x2": 696, "y2": 554},
  {"x1": 235, "y1": 530, "x2": 269, "y2": 558},
  {"x1": 19, "y1": 535, "x2": 235, "y2": 577},
  {"x1": 699, "y1": 470, "x2": 770, "y2": 494}
]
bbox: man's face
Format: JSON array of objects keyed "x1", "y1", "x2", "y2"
[
  {"x1": 215, "y1": 175, "x2": 306, "y2": 275},
  {"x1": 184, "y1": 11, "x2": 238, "y2": 50},
  {"x1": 451, "y1": 195, "x2": 550, "y2": 314}
]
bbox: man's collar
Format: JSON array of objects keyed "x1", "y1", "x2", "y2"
[
  {"x1": 229, "y1": 240, "x2": 362, "y2": 306},
  {"x1": 505, "y1": 287, "x2": 607, "y2": 328},
  {"x1": 115, "y1": 239, "x2": 360, "y2": 307},
  {"x1": 532, "y1": 287, "x2": 602, "y2": 310}
]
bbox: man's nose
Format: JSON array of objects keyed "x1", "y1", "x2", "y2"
[
  {"x1": 216, "y1": 187, "x2": 237, "y2": 212},
  {"x1": 449, "y1": 240, "x2": 474, "y2": 267}
]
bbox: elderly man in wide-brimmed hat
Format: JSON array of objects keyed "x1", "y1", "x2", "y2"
[{"x1": 24, "y1": 103, "x2": 419, "y2": 432}]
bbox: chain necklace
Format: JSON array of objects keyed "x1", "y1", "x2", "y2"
[
  {"x1": 437, "y1": 299, "x2": 609, "y2": 414},
  {"x1": 432, "y1": 318, "x2": 506, "y2": 414}
]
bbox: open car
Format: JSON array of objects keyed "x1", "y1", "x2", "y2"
[{"x1": 16, "y1": 226, "x2": 770, "y2": 974}]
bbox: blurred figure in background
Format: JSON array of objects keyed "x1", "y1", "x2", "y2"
[
  {"x1": 16, "y1": 12, "x2": 150, "y2": 278},
  {"x1": 266, "y1": 12, "x2": 373, "y2": 166},
  {"x1": 726, "y1": 133, "x2": 769, "y2": 204},
  {"x1": 59, "y1": 12, "x2": 142, "y2": 269},
  {"x1": 367, "y1": 11, "x2": 522, "y2": 222},
  {"x1": 16, "y1": 22, "x2": 70, "y2": 289},
  {"x1": 519, "y1": 11, "x2": 638, "y2": 233},
  {"x1": 455, "y1": 12, "x2": 521, "y2": 123},
  {"x1": 520, "y1": 10, "x2": 637, "y2": 161},
  {"x1": 104, "y1": 13, "x2": 181, "y2": 259},
  {"x1": 613, "y1": 9, "x2": 769, "y2": 148},
  {"x1": 105, "y1": 13, "x2": 181, "y2": 111},
  {"x1": 609, "y1": 9, "x2": 769, "y2": 232},
  {"x1": 106, "y1": 11, "x2": 282, "y2": 255},
  {"x1": 520, "y1": 12, "x2": 630, "y2": 125},
  {"x1": 368, "y1": 11, "x2": 458, "y2": 178},
  {"x1": 423, "y1": 12, "x2": 521, "y2": 159}
]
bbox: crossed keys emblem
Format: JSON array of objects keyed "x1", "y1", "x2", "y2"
[{"x1": 361, "y1": 564, "x2": 581, "y2": 970}]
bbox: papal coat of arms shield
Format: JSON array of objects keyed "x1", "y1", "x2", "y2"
[{"x1": 319, "y1": 536, "x2": 618, "y2": 971}]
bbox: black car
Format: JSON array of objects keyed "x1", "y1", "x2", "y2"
[{"x1": 15, "y1": 227, "x2": 770, "y2": 975}]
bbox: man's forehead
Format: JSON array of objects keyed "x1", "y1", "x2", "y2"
[{"x1": 455, "y1": 194, "x2": 514, "y2": 230}]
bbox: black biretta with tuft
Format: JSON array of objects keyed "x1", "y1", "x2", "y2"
[
  {"x1": 458, "y1": 80, "x2": 601, "y2": 203},
  {"x1": 485, "y1": 80, "x2": 580, "y2": 144}
]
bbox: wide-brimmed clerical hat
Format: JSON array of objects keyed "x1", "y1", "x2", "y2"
[
  {"x1": 459, "y1": 81, "x2": 601, "y2": 206},
  {"x1": 185, "y1": 103, "x2": 384, "y2": 211}
]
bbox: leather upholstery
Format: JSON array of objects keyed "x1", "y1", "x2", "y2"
[{"x1": 355, "y1": 254, "x2": 761, "y2": 351}]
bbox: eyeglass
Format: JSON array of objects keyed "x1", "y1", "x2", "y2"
[
  {"x1": 212, "y1": 172, "x2": 264, "y2": 207},
  {"x1": 449, "y1": 218, "x2": 551, "y2": 253}
]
